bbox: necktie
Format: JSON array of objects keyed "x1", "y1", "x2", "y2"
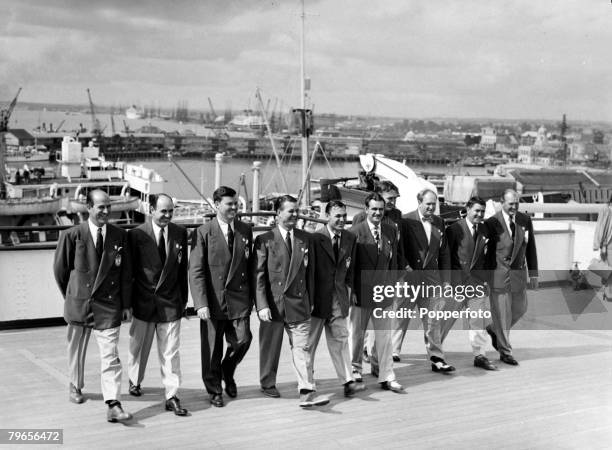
[
  {"x1": 158, "y1": 227, "x2": 167, "y2": 265},
  {"x1": 373, "y1": 227, "x2": 381, "y2": 253},
  {"x1": 285, "y1": 231, "x2": 292, "y2": 258},
  {"x1": 227, "y1": 224, "x2": 234, "y2": 257},
  {"x1": 509, "y1": 219, "x2": 516, "y2": 239},
  {"x1": 472, "y1": 224, "x2": 478, "y2": 241},
  {"x1": 96, "y1": 227, "x2": 103, "y2": 261},
  {"x1": 332, "y1": 234, "x2": 339, "y2": 261}
]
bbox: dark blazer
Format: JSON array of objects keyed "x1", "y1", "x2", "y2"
[
  {"x1": 311, "y1": 228, "x2": 356, "y2": 319},
  {"x1": 353, "y1": 207, "x2": 404, "y2": 269},
  {"x1": 189, "y1": 218, "x2": 254, "y2": 320},
  {"x1": 484, "y1": 211, "x2": 538, "y2": 292},
  {"x1": 128, "y1": 220, "x2": 188, "y2": 322},
  {"x1": 349, "y1": 220, "x2": 399, "y2": 308},
  {"x1": 400, "y1": 210, "x2": 450, "y2": 284},
  {"x1": 446, "y1": 218, "x2": 488, "y2": 286},
  {"x1": 53, "y1": 222, "x2": 131, "y2": 330},
  {"x1": 253, "y1": 227, "x2": 314, "y2": 323}
]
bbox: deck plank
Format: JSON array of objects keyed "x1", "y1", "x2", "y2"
[{"x1": 1, "y1": 301, "x2": 611, "y2": 449}]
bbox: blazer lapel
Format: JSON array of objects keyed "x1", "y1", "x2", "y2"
[
  {"x1": 338, "y1": 230, "x2": 350, "y2": 266},
  {"x1": 424, "y1": 224, "x2": 440, "y2": 268},
  {"x1": 226, "y1": 221, "x2": 244, "y2": 287},
  {"x1": 317, "y1": 229, "x2": 335, "y2": 263},
  {"x1": 510, "y1": 220, "x2": 525, "y2": 264},
  {"x1": 285, "y1": 232, "x2": 305, "y2": 291},
  {"x1": 359, "y1": 222, "x2": 378, "y2": 267},
  {"x1": 470, "y1": 222, "x2": 484, "y2": 270},
  {"x1": 93, "y1": 226, "x2": 117, "y2": 294},
  {"x1": 157, "y1": 223, "x2": 179, "y2": 289}
]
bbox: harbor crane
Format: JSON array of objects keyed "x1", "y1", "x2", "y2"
[
  {"x1": 0, "y1": 87, "x2": 22, "y2": 132},
  {"x1": 86, "y1": 88, "x2": 103, "y2": 135}
]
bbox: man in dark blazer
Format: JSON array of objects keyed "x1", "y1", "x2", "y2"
[
  {"x1": 127, "y1": 194, "x2": 188, "y2": 415},
  {"x1": 253, "y1": 195, "x2": 327, "y2": 407},
  {"x1": 484, "y1": 189, "x2": 538, "y2": 365},
  {"x1": 396, "y1": 189, "x2": 454, "y2": 372},
  {"x1": 53, "y1": 189, "x2": 132, "y2": 422},
  {"x1": 352, "y1": 181, "x2": 402, "y2": 364},
  {"x1": 349, "y1": 193, "x2": 403, "y2": 392},
  {"x1": 189, "y1": 186, "x2": 253, "y2": 408},
  {"x1": 309, "y1": 200, "x2": 365, "y2": 397},
  {"x1": 440, "y1": 197, "x2": 497, "y2": 371}
]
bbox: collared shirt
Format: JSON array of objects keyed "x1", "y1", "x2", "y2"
[
  {"x1": 278, "y1": 225, "x2": 294, "y2": 245},
  {"x1": 88, "y1": 220, "x2": 106, "y2": 248},
  {"x1": 217, "y1": 217, "x2": 234, "y2": 245},
  {"x1": 418, "y1": 211, "x2": 432, "y2": 243},
  {"x1": 466, "y1": 218, "x2": 477, "y2": 237},
  {"x1": 366, "y1": 219, "x2": 381, "y2": 243},
  {"x1": 501, "y1": 210, "x2": 514, "y2": 235},
  {"x1": 326, "y1": 225, "x2": 340, "y2": 243},
  {"x1": 151, "y1": 221, "x2": 169, "y2": 255}
]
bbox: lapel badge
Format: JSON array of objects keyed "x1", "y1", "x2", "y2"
[
  {"x1": 114, "y1": 246, "x2": 122, "y2": 267},
  {"x1": 303, "y1": 247, "x2": 308, "y2": 268},
  {"x1": 346, "y1": 256, "x2": 351, "y2": 269},
  {"x1": 178, "y1": 250, "x2": 183, "y2": 264}
]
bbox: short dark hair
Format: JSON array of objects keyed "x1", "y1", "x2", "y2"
[
  {"x1": 465, "y1": 196, "x2": 486, "y2": 209},
  {"x1": 416, "y1": 189, "x2": 437, "y2": 203},
  {"x1": 364, "y1": 192, "x2": 385, "y2": 207},
  {"x1": 150, "y1": 193, "x2": 173, "y2": 209},
  {"x1": 274, "y1": 194, "x2": 298, "y2": 213},
  {"x1": 213, "y1": 186, "x2": 237, "y2": 203},
  {"x1": 377, "y1": 180, "x2": 399, "y2": 194},
  {"x1": 325, "y1": 199, "x2": 346, "y2": 214}
]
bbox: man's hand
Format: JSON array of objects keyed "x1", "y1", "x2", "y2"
[
  {"x1": 529, "y1": 277, "x2": 539, "y2": 290},
  {"x1": 258, "y1": 308, "x2": 272, "y2": 322},
  {"x1": 122, "y1": 308, "x2": 132, "y2": 322},
  {"x1": 351, "y1": 292, "x2": 358, "y2": 306},
  {"x1": 601, "y1": 247, "x2": 608, "y2": 262},
  {"x1": 197, "y1": 306, "x2": 210, "y2": 321},
  {"x1": 404, "y1": 264, "x2": 413, "y2": 272}
]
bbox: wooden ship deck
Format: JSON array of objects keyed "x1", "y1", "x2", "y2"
[{"x1": 1, "y1": 286, "x2": 611, "y2": 449}]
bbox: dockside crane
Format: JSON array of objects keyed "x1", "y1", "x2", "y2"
[
  {"x1": 0, "y1": 87, "x2": 22, "y2": 132},
  {"x1": 86, "y1": 88, "x2": 103, "y2": 135}
]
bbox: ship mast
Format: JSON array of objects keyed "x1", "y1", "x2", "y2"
[{"x1": 299, "y1": 0, "x2": 310, "y2": 206}]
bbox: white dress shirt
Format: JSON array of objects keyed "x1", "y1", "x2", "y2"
[
  {"x1": 217, "y1": 217, "x2": 234, "y2": 245},
  {"x1": 88, "y1": 220, "x2": 106, "y2": 247},
  {"x1": 151, "y1": 221, "x2": 169, "y2": 255},
  {"x1": 418, "y1": 211, "x2": 432, "y2": 243}
]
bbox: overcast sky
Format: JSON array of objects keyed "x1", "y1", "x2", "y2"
[{"x1": 1, "y1": 0, "x2": 611, "y2": 121}]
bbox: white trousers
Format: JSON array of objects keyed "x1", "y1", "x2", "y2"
[
  {"x1": 128, "y1": 317, "x2": 182, "y2": 399},
  {"x1": 67, "y1": 324, "x2": 123, "y2": 401},
  {"x1": 348, "y1": 305, "x2": 395, "y2": 383},
  {"x1": 309, "y1": 299, "x2": 353, "y2": 387}
]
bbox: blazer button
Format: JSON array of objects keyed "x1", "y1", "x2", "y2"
[
  {"x1": 241, "y1": 273, "x2": 245, "y2": 276},
  {"x1": 278, "y1": 282, "x2": 282, "y2": 285},
  {"x1": 86, "y1": 283, "x2": 90, "y2": 288},
  {"x1": 108, "y1": 295, "x2": 112, "y2": 299}
]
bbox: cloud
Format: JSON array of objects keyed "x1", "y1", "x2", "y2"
[{"x1": 0, "y1": 0, "x2": 610, "y2": 120}]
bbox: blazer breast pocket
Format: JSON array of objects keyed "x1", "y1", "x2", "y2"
[{"x1": 74, "y1": 240, "x2": 89, "y2": 272}]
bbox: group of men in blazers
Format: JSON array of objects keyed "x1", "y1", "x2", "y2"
[{"x1": 53, "y1": 183, "x2": 537, "y2": 421}]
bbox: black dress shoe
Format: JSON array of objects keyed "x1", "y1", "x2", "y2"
[
  {"x1": 486, "y1": 326, "x2": 499, "y2": 351},
  {"x1": 431, "y1": 359, "x2": 456, "y2": 373},
  {"x1": 107, "y1": 402, "x2": 132, "y2": 423},
  {"x1": 500, "y1": 354, "x2": 519, "y2": 366},
  {"x1": 165, "y1": 396, "x2": 188, "y2": 416},
  {"x1": 371, "y1": 367, "x2": 379, "y2": 378},
  {"x1": 69, "y1": 384, "x2": 84, "y2": 404},
  {"x1": 474, "y1": 355, "x2": 498, "y2": 371},
  {"x1": 392, "y1": 354, "x2": 401, "y2": 362},
  {"x1": 380, "y1": 380, "x2": 404, "y2": 392},
  {"x1": 209, "y1": 393, "x2": 224, "y2": 407},
  {"x1": 129, "y1": 380, "x2": 142, "y2": 397},
  {"x1": 343, "y1": 381, "x2": 366, "y2": 397},
  {"x1": 224, "y1": 379, "x2": 237, "y2": 398}
]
